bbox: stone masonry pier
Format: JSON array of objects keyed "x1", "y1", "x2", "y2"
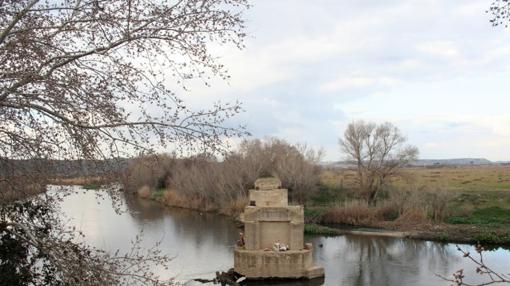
[{"x1": 234, "y1": 178, "x2": 324, "y2": 280}]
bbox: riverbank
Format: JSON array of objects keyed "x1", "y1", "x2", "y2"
[
  {"x1": 56, "y1": 187, "x2": 510, "y2": 286},
  {"x1": 50, "y1": 176, "x2": 108, "y2": 190},
  {"x1": 313, "y1": 166, "x2": 510, "y2": 246},
  {"x1": 137, "y1": 188, "x2": 510, "y2": 246},
  {"x1": 117, "y1": 150, "x2": 510, "y2": 246}
]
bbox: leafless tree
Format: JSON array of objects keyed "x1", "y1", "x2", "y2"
[
  {"x1": 125, "y1": 138, "x2": 323, "y2": 212},
  {"x1": 235, "y1": 138, "x2": 323, "y2": 202},
  {"x1": 339, "y1": 121, "x2": 418, "y2": 205},
  {"x1": 0, "y1": 0, "x2": 248, "y2": 284},
  {"x1": 1, "y1": 0, "x2": 247, "y2": 170}
]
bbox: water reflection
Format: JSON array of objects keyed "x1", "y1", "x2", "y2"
[
  {"x1": 307, "y1": 236, "x2": 455, "y2": 285},
  {"x1": 54, "y1": 187, "x2": 510, "y2": 286},
  {"x1": 124, "y1": 193, "x2": 167, "y2": 221}
]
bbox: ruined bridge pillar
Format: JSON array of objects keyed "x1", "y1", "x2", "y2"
[{"x1": 234, "y1": 178, "x2": 324, "y2": 279}]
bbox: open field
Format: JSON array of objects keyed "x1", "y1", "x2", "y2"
[
  {"x1": 321, "y1": 165, "x2": 510, "y2": 192},
  {"x1": 319, "y1": 165, "x2": 510, "y2": 210},
  {"x1": 314, "y1": 165, "x2": 510, "y2": 244}
]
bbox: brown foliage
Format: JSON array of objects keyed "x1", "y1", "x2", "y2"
[
  {"x1": 137, "y1": 185, "x2": 152, "y2": 199},
  {"x1": 122, "y1": 154, "x2": 176, "y2": 193},
  {"x1": 320, "y1": 183, "x2": 453, "y2": 226},
  {"x1": 51, "y1": 176, "x2": 104, "y2": 186},
  {"x1": 169, "y1": 139, "x2": 319, "y2": 205},
  {"x1": 124, "y1": 138, "x2": 323, "y2": 210},
  {"x1": 322, "y1": 201, "x2": 375, "y2": 225},
  {"x1": 393, "y1": 208, "x2": 428, "y2": 226},
  {"x1": 389, "y1": 184, "x2": 453, "y2": 222},
  {"x1": 234, "y1": 138, "x2": 324, "y2": 203}
]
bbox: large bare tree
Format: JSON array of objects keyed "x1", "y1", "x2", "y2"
[
  {"x1": 0, "y1": 0, "x2": 248, "y2": 284},
  {"x1": 339, "y1": 121, "x2": 418, "y2": 205},
  {"x1": 0, "y1": 0, "x2": 248, "y2": 182}
]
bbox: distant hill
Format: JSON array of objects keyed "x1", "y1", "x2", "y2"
[
  {"x1": 409, "y1": 158, "x2": 493, "y2": 167},
  {"x1": 319, "y1": 161, "x2": 356, "y2": 169},
  {"x1": 320, "y1": 158, "x2": 499, "y2": 169}
]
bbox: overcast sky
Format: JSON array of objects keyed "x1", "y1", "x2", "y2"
[{"x1": 178, "y1": 0, "x2": 510, "y2": 161}]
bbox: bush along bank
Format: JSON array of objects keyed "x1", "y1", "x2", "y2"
[
  {"x1": 120, "y1": 139, "x2": 510, "y2": 246},
  {"x1": 132, "y1": 183, "x2": 510, "y2": 246},
  {"x1": 122, "y1": 138, "x2": 323, "y2": 215}
]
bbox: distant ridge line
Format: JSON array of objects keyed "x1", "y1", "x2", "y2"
[{"x1": 320, "y1": 158, "x2": 510, "y2": 168}]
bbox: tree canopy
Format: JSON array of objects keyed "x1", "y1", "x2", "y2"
[
  {"x1": 489, "y1": 0, "x2": 510, "y2": 28},
  {"x1": 0, "y1": 0, "x2": 248, "y2": 284},
  {"x1": 0, "y1": 0, "x2": 247, "y2": 168}
]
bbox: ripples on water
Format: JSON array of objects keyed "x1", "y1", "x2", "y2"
[{"x1": 50, "y1": 186, "x2": 510, "y2": 286}]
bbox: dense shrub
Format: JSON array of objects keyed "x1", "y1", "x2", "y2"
[
  {"x1": 234, "y1": 138, "x2": 323, "y2": 203},
  {"x1": 322, "y1": 200, "x2": 375, "y2": 225},
  {"x1": 388, "y1": 184, "x2": 453, "y2": 222},
  {"x1": 137, "y1": 185, "x2": 152, "y2": 199},
  {"x1": 122, "y1": 138, "x2": 323, "y2": 211},
  {"x1": 320, "y1": 184, "x2": 454, "y2": 225},
  {"x1": 121, "y1": 154, "x2": 176, "y2": 193}
]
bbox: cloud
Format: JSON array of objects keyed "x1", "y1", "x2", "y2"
[
  {"x1": 152, "y1": 0, "x2": 510, "y2": 161},
  {"x1": 474, "y1": 115, "x2": 510, "y2": 137},
  {"x1": 417, "y1": 41, "x2": 460, "y2": 58},
  {"x1": 319, "y1": 75, "x2": 401, "y2": 92}
]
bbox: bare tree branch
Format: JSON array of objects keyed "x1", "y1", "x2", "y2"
[
  {"x1": 0, "y1": 0, "x2": 249, "y2": 284},
  {"x1": 339, "y1": 121, "x2": 418, "y2": 205}
]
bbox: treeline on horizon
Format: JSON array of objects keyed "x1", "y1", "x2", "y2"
[
  {"x1": 0, "y1": 158, "x2": 128, "y2": 178},
  {"x1": 3, "y1": 140, "x2": 506, "y2": 182}
]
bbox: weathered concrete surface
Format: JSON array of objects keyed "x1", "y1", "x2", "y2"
[
  {"x1": 234, "y1": 178, "x2": 324, "y2": 280},
  {"x1": 249, "y1": 189, "x2": 288, "y2": 207},
  {"x1": 242, "y1": 206, "x2": 304, "y2": 250},
  {"x1": 242, "y1": 206, "x2": 303, "y2": 222},
  {"x1": 254, "y1": 177, "x2": 281, "y2": 190},
  {"x1": 234, "y1": 249, "x2": 324, "y2": 279}
]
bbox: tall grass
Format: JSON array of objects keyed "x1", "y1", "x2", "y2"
[
  {"x1": 388, "y1": 184, "x2": 453, "y2": 222},
  {"x1": 318, "y1": 184, "x2": 454, "y2": 226},
  {"x1": 322, "y1": 200, "x2": 375, "y2": 225}
]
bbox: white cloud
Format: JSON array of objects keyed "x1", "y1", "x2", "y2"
[
  {"x1": 473, "y1": 115, "x2": 510, "y2": 137},
  {"x1": 320, "y1": 75, "x2": 401, "y2": 92},
  {"x1": 152, "y1": 0, "x2": 510, "y2": 161},
  {"x1": 454, "y1": 2, "x2": 489, "y2": 17},
  {"x1": 417, "y1": 41, "x2": 460, "y2": 58}
]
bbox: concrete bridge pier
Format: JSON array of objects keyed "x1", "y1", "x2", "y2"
[{"x1": 234, "y1": 178, "x2": 325, "y2": 280}]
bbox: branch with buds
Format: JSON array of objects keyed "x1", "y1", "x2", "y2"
[{"x1": 438, "y1": 244, "x2": 510, "y2": 286}]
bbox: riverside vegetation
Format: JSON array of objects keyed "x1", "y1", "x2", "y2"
[{"x1": 119, "y1": 138, "x2": 510, "y2": 245}]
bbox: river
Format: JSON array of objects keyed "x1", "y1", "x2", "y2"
[{"x1": 52, "y1": 186, "x2": 510, "y2": 286}]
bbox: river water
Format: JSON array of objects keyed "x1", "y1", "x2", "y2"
[{"x1": 52, "y1": 186, "x2": 510, "y2": 286}]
